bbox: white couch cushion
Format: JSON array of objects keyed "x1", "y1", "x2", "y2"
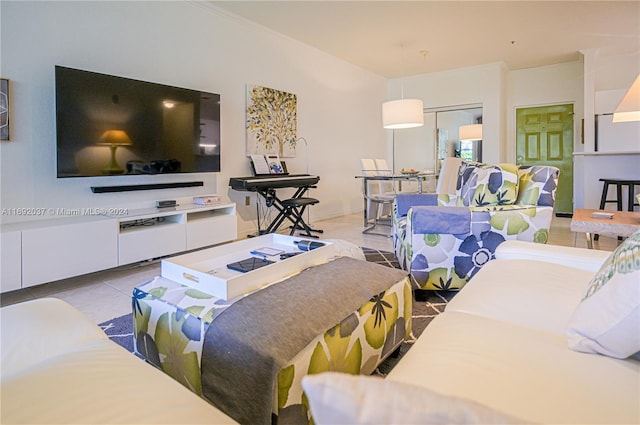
[
  {"x1": 387, "y1": 311, "x2": 640, "y2": 425},
  {"x1": 495, "y1": 240, "x2": 610, "y2": 273},
  {"x1": 445, "y1": 258, "x2": 593, "y2": 335},
  {"x1": 302, "y1": 372, "x2": 525, "y2": 425},
  {"x1": 1, "y1": 298, "x2": 108, "y2": 375},
  {"x1": 1, "y1": 340, "x2": 237, "y2": 424},
  {"x1": 1, "y1": 298, "x2": 237, "y2": 424},
  {"x1": 567, "y1": 231, "x2": 640, "y2": 359}
]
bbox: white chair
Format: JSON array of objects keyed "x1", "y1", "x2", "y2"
[
  {"x1": 360, "y1": 158, "x2": 395, "y2": 236},
  {"x1": 435, "y1": 157, "x2": 463, "y2": 195}
]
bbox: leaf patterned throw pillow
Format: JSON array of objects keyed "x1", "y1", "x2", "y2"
[
  {"x1": 566, "y1": 230, "x2": 640, "y2": 359},
  {"x1": 469, "y1": 164, "x2": 519, "y2": 207}
]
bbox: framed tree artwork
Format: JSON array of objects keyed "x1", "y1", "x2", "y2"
[
  {"x1": 246, "y1": 84, "x2": 297, "y2": 157},
  {"x1": 0, "y1": 78, "x2": 9, "y2": 141}
]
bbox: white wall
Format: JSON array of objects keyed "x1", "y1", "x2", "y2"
[
  {"x1": 387, "y1": 63, "x2": 505, "y2": 165},
  {"x1": 390, "y1": 56, "x2": 638, "y2": 211},
  {"x1": 0, "y1": 1, "x2": 387, "y2": 235},
  {"x1": 577, "y1": 53, "x2": 640, "y2": 210},
  {"x1": 508, "y1": 55, "x2": 640, "y2": 209},
  {"x1": 507, "y1": 61, "x2": 585, "y2": 160}
]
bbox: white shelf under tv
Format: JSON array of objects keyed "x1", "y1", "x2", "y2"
[
  {"x1": 115, "y1": 203, "x2": 237, "y2": 265},
  {"x1": 0, "y1": 202, "x2": 237, "y2": 292}
]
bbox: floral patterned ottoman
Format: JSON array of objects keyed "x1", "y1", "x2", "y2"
[{"x1": 133, "y1": 255, "x2": 412, "y2": 424}]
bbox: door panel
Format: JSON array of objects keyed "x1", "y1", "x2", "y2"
[
  {"x1": 526, "y1": 133, "x2": 541, "y2": 160},
  {"x1": 548, "y1": 131, "x2": 563, "y2": 160},
  {"x1": 516, "y1": 104, "x2": 574, "y2": 214}
]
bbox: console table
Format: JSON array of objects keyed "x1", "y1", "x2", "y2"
[{"x1": 570, "y1": 208, "x2": 640, "y2": 249}]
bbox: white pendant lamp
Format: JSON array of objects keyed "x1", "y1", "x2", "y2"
[
  {"x1": 612, "y1": 74, "x2": 640, "y2": 123},
  {"x1": 383, "y1": 99, "x2": 424, "y2": 129},
  {"x1": 459, "y1": 123, "x2": 483, "y2": 141},
  {"x1": 382, "y1": 45, "x2": 424, "y2": 129}
]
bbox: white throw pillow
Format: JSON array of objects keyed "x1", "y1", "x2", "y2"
[
  {"x1": 566, "y1": 231, "x2": 640, "y2": 359},
  {"x1": 301, "y1": 372, "x2": 526, "y2": 425}
]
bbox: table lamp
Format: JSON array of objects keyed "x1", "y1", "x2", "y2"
[{"x1": 98, "y1": 130, "x2": 132, "y2": 175}]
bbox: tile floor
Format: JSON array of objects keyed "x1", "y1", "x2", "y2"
[{"x1": 0, "y1": 213, "x2": 619, "y2": 323}]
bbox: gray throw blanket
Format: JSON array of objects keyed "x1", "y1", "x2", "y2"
[
  {"x1": 200, "y1": 256, "x2": 408, "y2": 425},
  {"x1": 411, "y1": 206, "x2": 471, "y2": 234}
]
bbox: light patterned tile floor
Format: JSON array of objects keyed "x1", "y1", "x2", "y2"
[{"x1": 0, "y1": 213, "x2": 620, "y2": 323}]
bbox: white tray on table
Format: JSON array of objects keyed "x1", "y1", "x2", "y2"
[{"x1": 161, "y1": 234, "x2": 335, "y2": 300}]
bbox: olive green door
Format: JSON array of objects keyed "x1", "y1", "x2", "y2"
[{"x1": 516, "y1": 104, "x2": 574, "y2": 215}]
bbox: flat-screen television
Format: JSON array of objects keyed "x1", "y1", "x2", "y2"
[{"x1": 55, "y1": 66, "x2": 221, "y2": 178}]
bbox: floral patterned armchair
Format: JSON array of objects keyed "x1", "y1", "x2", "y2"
[{"x1": 393, "y1": 162, "x2": 560, "y2": 293}]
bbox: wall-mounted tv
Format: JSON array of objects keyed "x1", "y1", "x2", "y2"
[{"x1": 55, "y1": 66, "x2": 221, "y2": 178}]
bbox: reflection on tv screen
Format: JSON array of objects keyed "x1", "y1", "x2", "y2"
[{"x1": 55, "y1": 66, "x2": 221, "y2": 178}]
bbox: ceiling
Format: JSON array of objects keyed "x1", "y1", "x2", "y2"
[{"x1": 209, "y1": 1, "x2": 640, "y2": 79}]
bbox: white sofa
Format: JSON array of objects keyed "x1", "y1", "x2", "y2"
[
  {"x1": 1, "y1": 298, "x2": 237, "y2": 424},
  {"x1": 303, "y1": 239, "x2": 640, "y2": 424}
]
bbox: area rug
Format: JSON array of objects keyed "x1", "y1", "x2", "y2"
[{"x1": 99, "y1": 247, "x2": 456, "y2": 375}]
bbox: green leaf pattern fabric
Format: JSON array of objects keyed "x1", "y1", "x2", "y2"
[
  {"x1": 469, "y1": 163, "x2": 519, "y2": 206},
  {"x1": 516, "y1": 165, "x2": 560, "y2": 206},
  {"x1": 583, "y1": 231, "x2": 640, "y2": 300},
  {"x1": 276, "y1": 277, "x2": 411, "y2": 424},
  {"x1": 134, "y1": 269, "x2": 412, "y2": 425}
]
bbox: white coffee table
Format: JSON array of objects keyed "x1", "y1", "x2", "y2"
[{"x1": 161, "y1": 233, "x2": 335, "y2": 299}]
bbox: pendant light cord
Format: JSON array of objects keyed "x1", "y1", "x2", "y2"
[{"x1": 400, "y1": 44, "x2": 405, "y2": 99}]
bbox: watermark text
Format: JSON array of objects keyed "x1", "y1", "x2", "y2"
[{"x1": 1, "y1": 207, "x2": 129, "y2": 217}]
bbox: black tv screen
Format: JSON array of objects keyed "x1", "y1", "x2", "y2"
[{"x1": 55, "y1": 66, "x2": 220, "y2": 177}]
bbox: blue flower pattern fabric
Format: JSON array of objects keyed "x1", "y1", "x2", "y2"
[
  {"x1": 516, "y1": 165, "x2": 559, "y2": 207},
  {"x1": 393, "y1": 162, "x2": 559, "y2": 291},
  {"x1": 469, "y1": 163, "x2": 519, "y2": 206}
]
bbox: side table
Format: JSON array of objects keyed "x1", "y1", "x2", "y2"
[{"x1": 570, "y1": 208, "x2": 640, "y2": 249}]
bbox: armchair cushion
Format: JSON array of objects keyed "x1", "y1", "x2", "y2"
[
  {"x1": 516, "y1": 165, "x2": 559, "y2": 206},
  {"x1": 469, "y1": 163, "x2": 519, "y2": 207},
  {"x1": 566, "y1": 231, "x2": 640, "y2": 359}
]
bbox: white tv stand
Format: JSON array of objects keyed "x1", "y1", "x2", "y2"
[{"x1": 0, "y1": 203, "x2": 237, "y2": 293}]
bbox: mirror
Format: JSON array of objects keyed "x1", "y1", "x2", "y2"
[{"x1": 393, "y1": 105, "x2": 482, "y2": 175}]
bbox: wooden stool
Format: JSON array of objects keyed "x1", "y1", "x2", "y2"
[
  {"x1": 598, "y1": 178, "x2": 640, "y2": 212},
  {"x1": 594, "y1": 178, "x2": 640, "y2": 240}
]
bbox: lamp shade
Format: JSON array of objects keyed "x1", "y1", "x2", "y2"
[
  {"x1": 612, "y1": 74, "x2": 640, "y2": 123},
  {"x1": 459, "y1": 124, "x2": 483, "y2": 141},
  {"x1": 382, "y1": 99, "x2": 424, "y2": 129},
  {"x1": 98, "y1": 130, "x2": 132, "y2": 146}
]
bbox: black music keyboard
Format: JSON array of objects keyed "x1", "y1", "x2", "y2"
[{"x1": 229, "y1": 174, "x2": 319, "y2": 191}]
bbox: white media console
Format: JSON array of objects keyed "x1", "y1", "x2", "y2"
[{"x1": 0, "y1": 203, "x2": 237, "y2": 293}]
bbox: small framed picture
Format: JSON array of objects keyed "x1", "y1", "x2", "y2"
[{"x1": 0, "y1": 78, "x2": 9, "y2": 141}]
